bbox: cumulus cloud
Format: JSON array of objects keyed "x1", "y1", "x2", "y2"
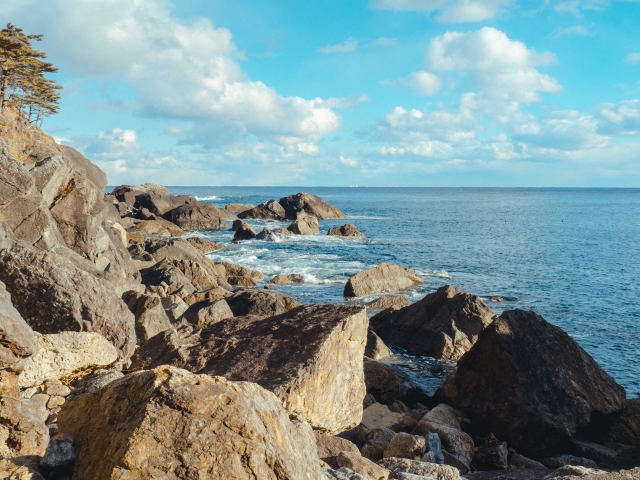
[
  {"x1": 339, "y1": 155, "x2": 358, "y2": 166},
  {"x1": 624, "y1": 53, "x2": 640, "y2": 65},
  {"x1": 6, "y1": 0, "x2": 343, "y2": 148},
  {"x1": 318, "y1": 38, "x2": 359, "y2": 54},
  {"x1": 597, "y1": 100, "x2": 640, "y2": 135},
  {"x1": 397, "y1": 71, "x2": 443, "y2": 96},
  {"x1": 371, "y1": 0, "x2": 511, "y2": 23}
]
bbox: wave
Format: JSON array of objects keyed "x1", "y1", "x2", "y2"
[{"x1": 195, "y1": 195, "x2": 219, "y2": 201}]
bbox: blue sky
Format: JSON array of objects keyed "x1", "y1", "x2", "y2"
[{"x1": 6, "y1": 0, "x2": 640, "y2": 186}]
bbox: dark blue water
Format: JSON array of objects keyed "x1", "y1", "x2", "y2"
[{"x1": 165, "y1": 187, "x2": 640, "y2": 398}]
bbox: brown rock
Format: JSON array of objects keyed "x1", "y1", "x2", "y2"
[
  {"x1": 237, "y1": 200, "x2": 286, "y2": 220},
  {"x1": 370, "y1": 285, "x2": 497, "y2": 361},
  {"x1": 345, "y1": 263, "x2": 423, "y2": 298},
  {"x1": 123, "y1": 292, "x2": 172, "y2": 343},
  {"x1": 183, "y1": 287, "x2": 233, "y2": 306},
  {"x1": 366, "y1": 294, "x2": 411, "y2": 310},
  {"x1": 383, "y1": 432, "x2": 426, "y2": 460},
  {"x1": 361, "y1": 403, "x2": 404, "y2": 430},
  {"x1": 0, "y1": 245, "x2": 136, "y2": 362},
  {"x1": 328, "y1": 224, "x2": 366, "y2": 238},
  {"x1": 288, "y1": 214, "x2": 320, "y2": 235},
  {"x1": 337, "y1": 451, "x2": 391, "y2": 480},
  {"x1": 233, "y1": 221, "x2": 257, "y2": 241},
  {"x1": 186, "y1": 236, "x2": 225, "y2": 254},
  {"x1": 365, "y1": 330, "x2": 394, "y2": 361},
  {"x1": 361, "y1": 427, "x2": 397, "y2": 462},
  {"x1": 216, "y1": 261, "x2": 267, "y2": 284},
  {"x1": 0, "y1": 458, "x2": 45, "y2": 480},
  {"x1": 225, "y1": 203, "x2": 254, "y2": 213},
  {"x1": 607, "y1": 399, "x2": 640, "y2": 447},
  {"x1": 125, "y1": 227, "x2": 147, "y2": 245},
  {"x1": 182, "y1": 299, "x2": 234, "y2": 328},
  {"x1": 130, "y1": 304, "x2": 368, "y2": 433},
  {"x1": 135, "y1": 218, "x2": 187, "y2": 237},
  {"x1": 473, "y1": 434, "x2": 509, "y2": 471},
  {"x1": 58, "y1": 365, "x2": 323, "y2": 479},
  {"x1": 315, "y1": 432, "x2": 361, "y2": 468},
  {"x1": 0, "y1": 281, "x2": 37, "y2": 371},
  {"x1": 378, "y1": 458, "x2": 462, "y2": 480},
  {"x1": 134, "y1": 191, "x2": 194, "y2": 215},
  {"x1": 163, "y1": 202, "x2": 227, "y2": 230},
  {"x1": 363, "y1": 359, "x2": 417, "y2": 405},
  {"x1": 279, "y1": 192, "x2": 347, "y2": 220},
  {"x1": 269, "y1": 273, "x2": 305, "y2": 284},
  {"x1": 436, "y1": 309, "x2": 627, "y2": 454},
  {"x1": 140, "y1": 259, "x2": 197, "y2": 297},
  {"x1": 226, "y1": 289, "x2": 300, "y2": 316}
]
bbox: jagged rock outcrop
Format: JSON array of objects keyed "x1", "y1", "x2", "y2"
[
  {"x1": 18, "y1": 332, "x2": 118, "y2": 388},
  {"x1": 130, "y1": 305, "x2": 369, "y2": 433},
  {"x1": 0, "y1": 280, "x2": 37, "y2": 371},
  {"x1": 133, "y1": 218, "x2": 187, "y2": 237},
  {"x1": 288, "y1": 214, "x2": 320, "y2": 235},
  {"x1": 123, "y1": 292, "x2": 172, "y2": 343},
  {"x1": 237, "y1": 200, "x2": 286, "y2": 220},
  {"x1": 279, "y1": 192, "x2": 347, "y2": 220},
  {"x1": 185, "y1": 236, "x2": 224, "y2": 254},
  {"x1": 216, "y1": 262, "x2": 267, "y2": 286},
  {"x1": 328, "y1": 224, "x2": 366, "y2": 238},
  {"x1": 233, "y1": 221, "x2": 257, "y2": 241},
  {"x1": 58, "y1": 366, "x2": 323, "y2": 479},
  {"x1": 436, "y1": 309, "x2": 627, "y2": 454},
  {"x1": 0, "y1": 245, "x2": 136, "y2": 362},
  {"x1": 140, "y1": 259, "x2": 198, "y2": 297},
  {"x1": 344, "y1": 263, "x2": 423, "y2": 298},
  {"x1": 370, "y1": 285, "x2": 497, "y2": 361},
  {"x1": 226, "y1": 289, "x2": 300, "y2": 316},
  {"x1": 163, "y1": 203, "x2": 228, "y2": 230},
  {"x1": 0, "y1": 140, "x2": 64, "y2": 250}
]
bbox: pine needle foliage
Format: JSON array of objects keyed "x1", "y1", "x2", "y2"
[{"x1": 0, "y1": 23, "x2": 61, "y2": 126}]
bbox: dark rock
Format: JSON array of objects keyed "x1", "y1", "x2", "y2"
[
  {"x1": 135, "y1": 192, "x2": 195, "y2": 215},
  {"x1": 473, "y1": 434, "x2": 509, "y2": 471},
  {"x1": 607, "y1": 399, "x2": 640, "y2": 447},
  {"x1": 256, "y1": 227, "x2": 278, "y2": 241},
  {"x1": 365, "y1": 330, "x2": 394, "y2": 361},
  {"x1": 315, "y1": 432, "x2": 361, "y2": 468},
  {"x1": 231, "y1": 219, "x2": 243, "y2": 231},
  {"x1": 163, "y1": 202, "x2": 227, "y2": 230},
  {"x1": 0, "y1": 245, "x2": 136, "y2": 362},
  {"x1": 225, "y1": 289, "x2": 300, "y2": 316},
  {"x1": 130, "y1": 304, "x2": 369, "y2": 433},
  {"x1": 328, "y1": 224, "x2": 366, "y2": 238},
  {"x1": 436, "y1": 309, "x2": 627, "y2": 454},
  {"x1": 140, "y1": 259, "x2": 197, "y2": 297},
  {"x1": 569, "y1": 440, "x2": 618, "y2": 464},
  {"x1": 539, "y1": 455, "x2": 599, "y2": 469},
  {"x1": 344, "y1": 263, "x2": 423, "y2": 298},
  {"x1": 233, "y1": 222, "x2": 257, "y2": 241},
  {"x1": 370, "y1": 285, "x2": 496, "y2": 361},
  {"x1": 40, "y1": 433, "x2": 75, "y2": 468},
  {"x1": 288, "y1": 214, "x2": 320, "y2": 235},
  {"x1": 361, "y1": 427, "x2": 397, "y2": 461},
  {"x1": 423, "y1": 432, "x2": 445, "y2": 464},
  {"x1": 182, "y1": 299, "x2": 234, "y2": 328},
  {"x1": 279, "y1": 192, "x2": 347, "y2": 220},
  {"x1": 364, "y1": 359, "x2": 425, "y2": 406},
  {"x1": 123, "y1": 292, "x2": 172, "y2": 344},
  {"x1": 237, "y1": 199, "x2": 286, "y2": 220},
  {"x1": 0, "y1": 280, "x2": 37, "y2": 370}
]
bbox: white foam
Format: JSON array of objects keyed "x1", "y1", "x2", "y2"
[{"x1": 195, "y1": 195, "x2": 218, "y2": 201}]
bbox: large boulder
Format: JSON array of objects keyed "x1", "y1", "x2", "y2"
[
  {"x1": 163, "y1": 202, "x2": 228, "y2": 230},
  {"x1": 135, "y1": 192, "x2": 195, "y2": 215},
  {"x1": 233, "y1": 221, "x2": 257, "y2": 241},
  {"x1": 0, "y1": 140, "x2": 64, "y2": 250},
  {"x1": 0, "y1": 281, "x2": 37, "y2": 371},
  {"x1": 328, "y1": 224, "x2": 366, "y2": 238},
  {"x1": 436, "y1": 309, "x2": 627, "y2": 454},
  {"x1": 237, "y1": 200, "x2": 286, "y2": 220},
  {"x1": 134, "y1": 218, "x2": 187, "y2": 237},
  {"x1": 288, "y1": 214, "x2": 320, "y2": 235},
  {"x1": 0, "y1": 245, "x2": 136, "y2": 362},
  {"x1": 607, "y1": 398, "x2": 640, "y2": 447},
  {"x1": 58, "y1": 365, "x2": 323, "y2": 479},
  {"x1": 315, "y1": 432, "x2": 361, "y2": 469},
  {"x1": 123, "y1": 292, "x2": 172, "y2": 344},
  {"x1": 18, "y1": 332, "x2": 118, "y2": 388},
  {"x1": 279, "y1": 192, "x2": 347, "y2": 220},
  {"x1": 370, "y1": 285, "x2": 497, "y2": 361},
  {"x1": 226, "y1": 289, "x2": 300, "y2": 316},
  {"x1": 130, "y1": 304, "x2": 369, "y2": 433},
  {"x1": 216, "y1": 262, "x2": 266, "y2": 286},
  {"x1": 182, "y1": 299, "x2": 234, "y2": 328},
  {"x1": 344, "y1": 263, "x2": 423, "y2": 298},
  {"x1": 140, "y1": 259, "x2": 198, "y2": 297}
]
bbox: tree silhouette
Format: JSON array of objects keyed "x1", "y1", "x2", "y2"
[{"x1": 0, "y1": 23, "x2": 61, "y2": 123}]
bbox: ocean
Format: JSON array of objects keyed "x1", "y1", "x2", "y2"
[{"x1": 164, "y1": 187, "x2": 640, "y2": 398}]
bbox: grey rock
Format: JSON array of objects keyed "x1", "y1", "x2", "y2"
[
  {"x1": 256, "y1": 227, "x2": 279, "y2": 241},
  {"x1": 73, "y1": 370, "x2": 124, "y2": 395},
  {"x1": 40, "y1": 433, "x2": 75, "y2": 468},
  {"x1": 384, "y1": 432, "x2": 426, "y2": 459},
  {"x1": 345, "y1": 263, "x2": 423, "y2": 298},
  {"x1": 569, "y1": 440, "x2": 618, "y2": 464},
  {"x1": 279, "y1": 192, "x2": 347, "y2": 220},
  {"x1": 162, "y1": 296, "x2": 190, "y2": 323},
  {"x1": 140, "y1": 259, "x2": 197, "y2": 297},
  {"x1": 163, "y1": 202, "x2": 227, "y2": 230},
  {"x1": 288, "y1": 214, "x2": 320, "y2": 235},
  {"x1": 370, "y1": 285, "x2": 497, "y2": 361},
  {"x1": 123, "y1": 292, "x2": 172, "y2": 343},
  {"x1": 540, "y1": 455, "x2": 599, "y2": 469},
  {"x1": 361, "y1": 427, "x2": 397, "y2": 461},
  {"x1": 378, "y1": 458, "x2": 462, "y2": 480},
  {"x1": 237, "y1": 199, "x2": 286, "y2": 220},
  {"x1": 365, "y1": 330, "x2": 394, "y2": 361},
  {"x1": 323, "y1": 466, "x2": 369, "y2": 480},
  {"x1": 182, "y1": 299, "x2": 234, "y2": 328},
  {"x1": 226, "y1": 289, "x2": 300, "y2": 316},
  {"x1": 0, "y1": 280, "x2": 37, "y2": 371},
  {"x1": 367, "y1": 294, "x2": 411, "y2": 310},
  {"x1": 424, "y1": 432, "x2": 445, "y2": 465},
  {"x1": 233, "y1": 222, "x2": 257, "y2": 241},
  {"x1": 509, "y1": 452, "x2": 546, "y2": 470},
  {"x1": 43, "y1": 379, "x2": 71, "y2": 397}
]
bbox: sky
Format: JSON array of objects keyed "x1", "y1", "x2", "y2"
[{"x1": 5, "y1": 0, "x2": 640, "y2": 186}]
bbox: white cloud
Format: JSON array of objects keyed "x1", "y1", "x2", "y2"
[
  {"x1": 624, "y1": 53, "x2": 640, "y2": 65},
  {"x1": 298, "y1": 143, "x2": 320, "y2": 155},
  {"x1": 548, "y1": 25, "x2": 592, "y2": 39},
  {"x1": 371, "y1": 0, "x2": 511, "y2": 23},
  {"x1": 597, "y1": 100, "x2": 640, "y2": 135},
  {"x1": 554, "y1": 0, "x2": 609, "y2": 17},
  {"x1": 398, "y1": 71, "x2": 443, "y2": 96},
  {"x1": 318, "y1": 38, "x2": 359, "y2": 54},
  {"x1": 6, "y1": 0, "x2": 343, "y2": 148},
  {"x1": 426, "y1": 27, "x2": 561, "y2": 105},
  {"x1": 339, "y1": 155, "x2": 358, "y2": 167}
]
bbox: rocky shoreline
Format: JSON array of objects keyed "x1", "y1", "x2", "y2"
[{"x1": 0, "y1": 111, "x2": 638, "y2": 479}]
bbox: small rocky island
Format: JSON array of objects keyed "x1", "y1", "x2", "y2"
[{"x1": 0, "y1": 107, "x2": 639, "y2": 479}]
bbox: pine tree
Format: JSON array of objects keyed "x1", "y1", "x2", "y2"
[{"x1": 0, "y1": 23, "x2": 61, "y2": 122}]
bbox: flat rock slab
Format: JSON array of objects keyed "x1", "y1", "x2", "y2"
[
  {"x1": 370, "y1": 285, "x2": 496, "y2": 361},
  {"x1": 436, "y1": 309, "x2": 626, "y2": 454},
  {"x1": 58, "y1": 366, "x2": 322, "y2": 479},
  {"x1": 344, "y1": 263, "x2": 423, "y2": 298},
  {"x1": 131, "y1": 304, "x2": 369, "y2": 434}
]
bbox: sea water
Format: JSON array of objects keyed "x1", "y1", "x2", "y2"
[{"x1": 164, "y1": 187, "x2": 640, "y2": 397}]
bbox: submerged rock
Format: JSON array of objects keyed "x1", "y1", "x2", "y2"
[
  {"x1": 58, "y1": 365, "x2": 323, "y2": 479},
  {"x1": 369, "y1": 285, "x2": 496, "y2": 361},
  {"x1": 328, "y1": 224, "x2": 366, "y2": 238},
  {"x1": 344, "y1": 263, "x2": 423, "y2": 298},
  {"x1": 130, "y1": 304, "x2": 369, "y2": 433},
  {"x1": 279, "y1": 192, "x2": 347, "y2": 220},
  {"x1": 436, "y1": 309, "x2": 627, "y2": 454}
]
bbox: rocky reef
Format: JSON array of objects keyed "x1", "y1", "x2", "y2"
[{"x1": 0, "y1": 109, "x2": 638, "y2": 479}]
